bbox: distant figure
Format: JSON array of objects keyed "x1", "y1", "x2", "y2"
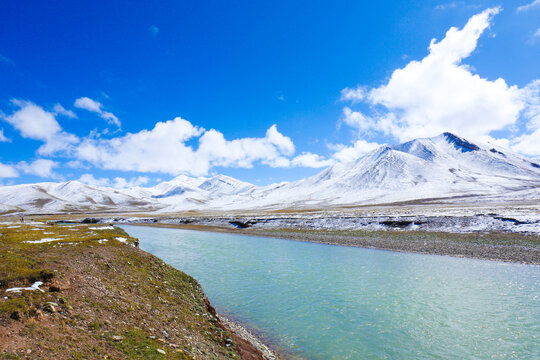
[{"x1": 20, "y1": 216, "x2": 24, "y2": 223}]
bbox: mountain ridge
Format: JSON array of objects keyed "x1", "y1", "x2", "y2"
[{"x1": 1, "y1": 133, "x2": 539, "y2": 214}]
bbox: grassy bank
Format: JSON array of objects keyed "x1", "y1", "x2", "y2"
[{"x1": 0, "y1": 222, "x2": 268, "y2": 359}]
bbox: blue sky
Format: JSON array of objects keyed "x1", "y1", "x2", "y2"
[{"x1": 0, "y1": 0, "x2": 539, "y2": 187}]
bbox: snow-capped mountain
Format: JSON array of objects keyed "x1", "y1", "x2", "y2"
[
  {"x1": 0, "y1": 181, "x2": 160, "y2": 214},
  {"x1": 1, "y1": 133, "x2": 539, "y2": 214},
  {"x1": 227, "y1": 132, "x2": 540, "y2": 209}
]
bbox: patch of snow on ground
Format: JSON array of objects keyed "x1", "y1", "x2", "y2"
[
  {"x1": 6, "y1": 281, "x2": 45, "y2": 293},
  {"x1": 24, "y1": 238, "x2": 63, "y2": 244},
  {"x1": 115, "y1": 237, "x2": 127, "y2": 243},
  {"x1": 89, "y1": 226, "x2": 114, "y2": 230}
]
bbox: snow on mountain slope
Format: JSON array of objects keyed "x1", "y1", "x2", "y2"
[
  {"x1": 0, "y1": 181, "x2": 160, "y2": 213},
  {"x1": 148, "y1": 174, "x2": 256, "y2": 212},
  {"x1": 198, "y1": 175, "x2": 255, "y2": 195},
  {"x1": 210, "y1": 132, "x2": 540, "y2": 210},
  {"x1": 0, "y1": 133, "x2": 539, "y2": 214}
]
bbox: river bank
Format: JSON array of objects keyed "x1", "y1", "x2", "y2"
[
  {"x1": 129, "y1": 223, "x2": 540, "y2": 265},
  {"x1": 0, "y1": 222, "x2": 280, "y2": 359}
]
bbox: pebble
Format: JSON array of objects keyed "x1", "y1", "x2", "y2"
[
  {"x1": 43, "y1": 303, "x2": 56, "y2": 313},
  {"x1": 112, "y1": 335, "x2": 124, "y2": 341},
  {"x1": 156, "y1": 349, "x2": 166, "y2": 355}
]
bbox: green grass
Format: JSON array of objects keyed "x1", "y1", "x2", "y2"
[{"x1": 0, "y1": 220, "x2": 246, "y2": 359}]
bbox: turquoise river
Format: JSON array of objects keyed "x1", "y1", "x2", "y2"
[{"x1": 121, "y1": 225, "x2": 540, "y2": 359}]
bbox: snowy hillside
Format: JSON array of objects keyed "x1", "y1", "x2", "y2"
[
  {"x1": 224, "y1": 132, "x2": 540, "y2": 209},
  {"x1": 1, "y1": 133, "x2": 539, "y2": 214}
]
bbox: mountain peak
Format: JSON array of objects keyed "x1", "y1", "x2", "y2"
[{"x1": 441, "y1": 132, "x2": 480, "y2": 152}]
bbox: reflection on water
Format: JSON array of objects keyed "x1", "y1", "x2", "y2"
[{"x1": 122, "y1": 225, "x2": 540, "y2": 360}]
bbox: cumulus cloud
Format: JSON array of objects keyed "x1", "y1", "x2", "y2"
[
  {"x1": 510, "y1": 80, "x2": 540, "y2": 155},
  {"x1": 75, "y1": 118, "x2": 295, "y2": 176},
  {"x1": 340, "y1": 8, "x2": 540, "y2": 155},
  {"x1": 74, "y1": 97, "x2": 120, "y2": 127},
  {"x1": 1, "y1": 100, "x2": 78, "y2": 155},
  {"x1": 329, "y1": 140, "x2": 381, "y2": 163},
  {"x1": 79, "y1": 174, "x2": 150, "y2": 189},
  {"x1": 517, "y1": 0, "x2": 540, "y2": 12},
  {"x1": 76, "y1": 117, "x2": 203, "y2": 174},
  {"x1": 17, "y1": 159, "x2": 59, "y2": 178},
  {"x1": 341, "y1": 107, "x2": 375, "y2": 132},
  {"x1": 291, "y1": 152, "x2": 333, "y2": 168},
  {"x1": 0, "y1": 163, "x2": 18, "y2": 178},
  {"x1": 197, "y1": 124, "x2": 295, "y2": 169},
  {"x1": 78, "y1": 174, "x2": 110, "y2": 187}
]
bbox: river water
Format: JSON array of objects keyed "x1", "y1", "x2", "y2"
[{"x1": 121, "y1": 225, "x2": 539, "y2": 359}]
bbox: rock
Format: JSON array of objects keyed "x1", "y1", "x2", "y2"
[
  {"x1": 156, "y1": 349, "x2": 166, "y2": 355},
  {"x1": 82, "y1": 218, "x2": 100, "y2": 224},
  {"x1": 10, "y1": 311, "x2": 21, "y2": 321},
  {"x1": 43, "y1": 303, "x2": 56, "y2": 313},
  {"x1": 49, "y1": 285, "x2": 61, "y2": 292},
  {"x1": 112, "y1": 335, "x2": 123, "y2": 341}
]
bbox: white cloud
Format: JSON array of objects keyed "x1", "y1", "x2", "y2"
[
  {"x1": 330, "y1": 140, "x2": 381, "y2": 163},
  {"x1": 79, "y1": 174, "x2": 150, "y2": 189},
  {"x1": 341, "y1": 107, "x2": 375, "y2": 132},
  {"x1": 340, "y1": 8, "x2": 540, "y2": 156},
  {"x1": 66, "y1": 160, "x2": 90, "y2": 169},
  {"x1": 287, "y1": 139, "x2": 381, "y2": 168},
  {"x1": 76, "y1": 117, "x2": 203, "y2": 174},
  {"x1": 0, "y1": 129, "x2": 10, "y2": 142},
  {"x1": 74, "y1": 97, "x2": 121, "y2": 127},
  {"x1": 0, "y1": 163, "x2": 18, "y2": 178},
  {"x1": 53, "y1": 104, "x2": 77, "y2": 118},
  {"x1": 4, "y1": 100, "x2": 61, "y2": 140},
  {"x1": 113, "y1": 176, "x2": 150, "y2": 188},
  {"x1": 340, "y1": 87, "x2": 366, "y2": 103},
  {"x1": 2, "y1": 100, "x2": 78, "y2": 155},
  {"x1": 517, "y1": 0, "x2": 540, "y2": 12},
  {"x1": 511, "y1": 80, "x2": 540, "y2": 155},
  {"x1": 79, "y1": 174, "x2": 110, "y2": 187},
  {"x1": 75, "y1": 117, "x2": 295, "y2": 176},
  {"x1": 17, "y1": 159, "x2": 59, "y2": 178},
  {"x1": 535, "y1": 28, "x2": 540, "y2": 37},
  {"x1": 190, "y1": 124, "x2": 294, "y2": 170},
  {"x1": 291, "y1": 152, "x2": 333, "y2": 168}
]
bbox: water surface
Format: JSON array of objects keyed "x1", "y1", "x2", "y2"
[{"x1": 121, "y1": 225, "x2": 540, "y2": 359}]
